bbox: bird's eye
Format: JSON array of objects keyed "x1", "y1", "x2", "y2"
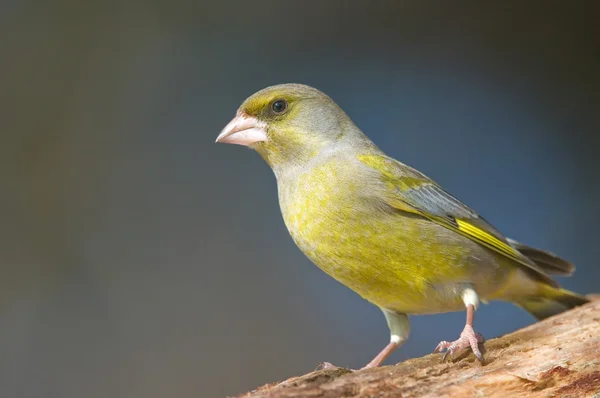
[{"x1": 271, "y1": 99, "x2": 288, "y2": 114}]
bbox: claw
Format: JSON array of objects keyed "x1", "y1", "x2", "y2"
[
  {"x1": 434, "y1": 325, "x2": 485, "y2": 362},
  {"x1": 434, "y1": 340, "x2": 456, "y2": 361},
  {"x1": 317, "y1": 362, "x2": 338, "y2": 370},
  {"x1": 443, "y1": 351, "x2": 451, "y2": 361}
]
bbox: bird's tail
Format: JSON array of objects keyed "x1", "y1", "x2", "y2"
[
  {"x1": 507, "y1": 238, "x2": 588, "y2": 320},
  {"x1": 516, "y1": 286, "x2": 589, "y2": 320},
  {"x1": 508, "y1": 238, "x2": 575, "y2": 276}
]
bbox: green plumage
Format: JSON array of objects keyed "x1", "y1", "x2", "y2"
[{"x1": 218, "y1": 83, "x2": 588, "y2": 365}]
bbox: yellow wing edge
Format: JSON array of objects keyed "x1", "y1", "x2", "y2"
[{"x1": 455, "y1": 219, "x2": 522, "y2": 260}]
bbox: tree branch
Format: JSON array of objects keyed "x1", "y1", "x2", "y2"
[{"x1": 238, "y1": 298, "x2": 600, "y2": 398}]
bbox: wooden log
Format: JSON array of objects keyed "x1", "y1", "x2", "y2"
[{"x1": 237, "y1": 298, "x2": 600, "y2": 398}]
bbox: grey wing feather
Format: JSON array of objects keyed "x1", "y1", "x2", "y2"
[
  {"x1": 507, "y1": 238, "x2": 575, "y2": 276},
  {"x1": 405, "y1": 183, "x2": 478, "y2": 219},
  {"x1": 386, "y1": 158, "x2": 559, "y2": 286},
  {"x1": 396, "y1": 169, "x2": 509, "y2": 243}
]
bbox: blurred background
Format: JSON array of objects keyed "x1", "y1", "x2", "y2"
[{"x1": 2, "y1": 1, "x2": 599, "y2": 397}]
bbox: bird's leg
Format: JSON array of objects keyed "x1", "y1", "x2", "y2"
[
  {"x1": 362, "y1": 341, "x2": 399, "y2": 369},
  {"x1": 362, "y1": 310, "x2": 410, "y2": 369},
  {"x1": 434, "y1": 288, "x2": 485, "y2": 362}
]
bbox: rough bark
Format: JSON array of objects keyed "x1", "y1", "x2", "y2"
[{"x1": 237, "y1": 298, "x2": 600, "y2": 398}]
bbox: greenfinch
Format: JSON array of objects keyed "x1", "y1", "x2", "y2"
[{"x1": 216, "y1": 84, "x2": 588, "y2": 367}]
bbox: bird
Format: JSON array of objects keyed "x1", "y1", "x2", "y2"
[{"x1": 215, "y1": 83, "x2": 589, "y2": 368}]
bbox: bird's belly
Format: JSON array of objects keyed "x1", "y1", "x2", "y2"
[{"x1": 285, "y1": 207, "x2": 511, "y2": 314}]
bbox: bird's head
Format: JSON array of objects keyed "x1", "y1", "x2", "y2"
[{"x1": 216, "y1": 84, "x2": 363, "y2": 171}]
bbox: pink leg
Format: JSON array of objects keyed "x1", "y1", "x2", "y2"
[
  {"x1": 433, "y1": 304, "x2": 485, "y2": 362},
  {"x1": 320, "y1": 310, "x2": 408, "y2": 371},
  {"x1": 362, "y1": 341, "x2": 400, "y2": 369},
  {"x1": 318, "y1": 341, "x2": 400, "y2": 371}
]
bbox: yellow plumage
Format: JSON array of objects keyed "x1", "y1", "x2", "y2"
[{"x1": 216, "y1": 83, "x2": 588, "y2": 367}]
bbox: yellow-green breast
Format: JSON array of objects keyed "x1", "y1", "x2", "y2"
[{"x1": 277, "y1": 155, "x2": 515, "y2": 314}]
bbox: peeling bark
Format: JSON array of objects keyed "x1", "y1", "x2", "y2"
[{"x1": 238, "y1": 298, "x2": 600, "y2": 398}]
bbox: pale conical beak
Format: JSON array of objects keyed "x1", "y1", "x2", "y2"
[{"x1": 215, "y1": 114, "x2": 267, "y2": 146}]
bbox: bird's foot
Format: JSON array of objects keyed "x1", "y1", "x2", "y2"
[
  {"x1": 317, "y1": 362, "x2": 340, "y2": 370},
  {"x1": 316, "y1": 362, "x2": 357, "y2": 372},
  {"x1": 276, "y1": 363, "x2": 353, "y2": 387},
  {"x1": 433, "y1": 324, "x2": 484, "y2": 362}
]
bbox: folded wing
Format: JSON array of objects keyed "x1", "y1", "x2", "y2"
[{"x1": 358, "y1": 154, "x2": 559, "y2": 287}]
